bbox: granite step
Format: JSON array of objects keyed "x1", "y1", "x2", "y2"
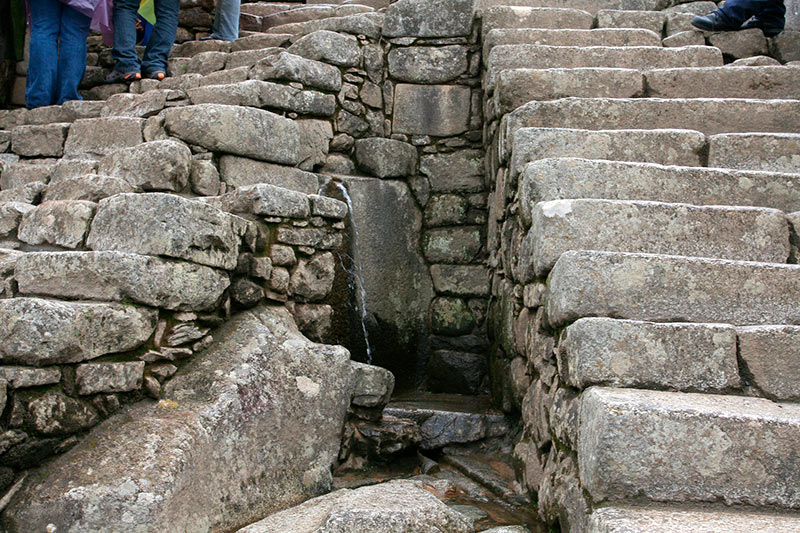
[
  {"x1": 518, "y1": 158, "x2": 800, "y2": 217},
  {"x1": 240, "y1": 2, "x2": 323, "y2": 18},
  {"x1": 526, "y1": 199, "x2": 790, "y2": 276},
  {"x1": 482, "y1": 28, "x2": 662, "y2": 61},
  {"x1": 502, "y1": 97, "x2": 800, "y2": 141},
  {"x1": 645, "y1": 66, "x2": 800, "y2": 99},
  {"x1": 507, "y1": 127, "x2": 706, "y2": 175},
  {"x1": 260, "y1": 4, "x2": 373, "y2": 30},
  {"x1": 545, "y1": 250, "x2": 800, "y2": 328},
  {"x1": 579, "y1": 387, "x2": 800, "y2": 509},
  {"x1": 709, "y1": 132, "x2": 800, "y2": 174},
  {"x1": 588, "y1": 503, "x2": 800, "y2": 533},
  {"x1": 482, "y1": 6, "x2": 593, "y2": 34},
  {"x1": 485, "y1": 45, "x2": 721, "y2": 91},
  {"x1": 475, "y1": 0, "x2": 669, "y2": 16},
  {"x1": 597, "y1": 9, "x2": 668, "y2": 34}
]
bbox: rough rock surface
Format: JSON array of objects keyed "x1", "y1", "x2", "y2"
[
  {"x1": 3, "y1": 306, "x2": 354, "y2": 532},
  {"x1": 97, "y1": 140, "x2": 192, "y2": 192}
]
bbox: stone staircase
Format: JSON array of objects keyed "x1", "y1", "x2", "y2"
[{"x1": 482, "y1": 1, "x2": 800, "y2": 532}]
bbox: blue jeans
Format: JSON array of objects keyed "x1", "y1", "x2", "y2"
[
  {"x1": 717, "y1": 0, "x2": 786, "y2": 29},
  {"x1": 209, "y1": 0, "x2": 240, "y2": 41},
  {"x1": 112, "y1": 0, "x2": 179, "y2": 74},
  {"x1": 26, "y1": 0, "x2": 91, "y2": 109}
]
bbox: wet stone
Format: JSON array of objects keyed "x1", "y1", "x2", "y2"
[{"x1": 427, "y1": 350, "x2": 487, "y2": 395}]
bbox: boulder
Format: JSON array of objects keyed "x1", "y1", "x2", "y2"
[
  {"x1": 11, "y1": 123, "x2": 70, "y2": 157},
  {"x1": 289, "y1": 252, "x2": 336, "y2": 302},
  {"x1": 27, "y1": 390, "x2": 100, "y2": 436},
  {"x1": 250, "y1": 50, "x2": 342, "y2": 92},
  {"x1": 0, "y1": 202, "x2": 34, "y2": 238},
  {"x1": 354, "y1": 138, "x2": 418, "y2": 178},
  {"x1": 0, "y1": 297, "x2": 157, "y2": 365},
  {"x1": 63, "y1": 117, "x2": 145, "y2": 158},
  {"x1": 86, "y1": 193, "x2": 247, "y2": 270},
  {"x1": 207, "y1": 183, "x2": 311, "y2": 218},
  {"x1": 393, "y1": 84, "x2": 472, "y2": 137},
  {"x1": 388, "y1": 46, "x2": 469, "y2": 83},
  {"x1": 420, "y1": 150, "x2": 484, "y2": 193},
  {"x1": 17, "y1": 200, "x2": 96, "y2": 249},
  {"x1": 218, "y1": 156, "x2": 320, "y2": 194},
  {"x1": 350, "y1": 361, "x2": 395, "y2": 408},
  {"x1": 383, "y1": 0, "x2": 475, "y2": 37},
  {"x1": 3, "y1": 306, "x2": 354, "y2": 532},
  {"x1": 42, "y1": 175, "x2": 136, "y2": 202},
  {"x1": 75, "y1": 362, "x2": 146, "y2": 395},
  {"x1": 98, "y1": 140, "x2": 192, "y2": 192},
  {"x1": 15, "y1": 251, "x2": 230, "y2": 311},
  {"x1": 287, "y1": 30, "x2": 361, "y2": 67}
]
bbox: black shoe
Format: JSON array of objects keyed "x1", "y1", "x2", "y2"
[
  {"x1": 741, "y1": 18, "x2": 783, "y2": 37},
  {"x1": 691, "y1": 12, "x2": 741, "y2": 32},
  {"x1": 104, "y1": 70, "x2": 141, "y2": 84}
]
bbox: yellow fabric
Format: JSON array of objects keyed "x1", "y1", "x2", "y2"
[{"x1": 138, "y1": 0, "x2": 156, "y2": 25}]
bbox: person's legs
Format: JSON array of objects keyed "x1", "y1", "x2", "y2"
[
  {"x1": 742, "y1": 1, "x2": 786, "y2": 35},
  {"x1": 209, "y1": 0, "x2": 240, "y2": 41},
  {"x1": 55, "y1": 4, "x2": 91, "y2": 105},
  {"x1": 111, "y1": 0, "x2": 142, "y2": 74},
  {"x1": 26, "y1": 0, "x2": 61, "y2": 108},
  {"x1": 141, "y1": 0, "x2": 179, "y2": 75},
  {"x1": 716, "y1": 0, "x2": 785, "y2": 27}
]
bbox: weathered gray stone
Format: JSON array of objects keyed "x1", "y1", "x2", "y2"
[
  {"x1": 17, "y1": 200, "x2": 96, "y2": 249},
  {"x1": 708, "y1": 28, "x2": 768, "y2": 59},
  {"x1": 709, "y1": 133, "x2": 800, "y2": 173},
  {"x1": 0, "y1": 367, "x2": 61, "y2": 388},
  {"x1": 185, "y1": 51, "x2": 227, "y2": 75},
  {"x1": 393, "y1": 84, "x2": 471, "y2": 137},
  {"x1": 266, "y1": 12, "x2": 384, "y2": 40},
  {"x1": 225, "y1": 49, "x2": 281, "y2": 70},
  {"x1": 11, "y1": 123, "x2": 70, "y2": 157},
  {"x1": 289, "y1": 252, "x2": 336, "y2": 302},
  {"x1": 297, "y1": 119, "x2": 333, "y2": 171},
  {"x1": 662, "y1": 30, "x2": 706, "y2": 47},
  {"x1": 0, "y1": 162, "x2": 54, "y2": 190},
  {"x1": 43, "y1": 175, "x2": 136, "y2": 202},
  {"x1": 732, "y1": 55, "x2": 781, "y2": 66},
  {"x1": 423, "y1": 227, "x2": 482, "y2": 263},
  {"x1": 189, "y1": 160, "x2": 221, "y2": 196},
  {"x1": 546, "y1": 250, "x2": 800, "y2": 327},
  {"x1": 335, "y1": 109, "x2": 369, "y2": 138},
  {"x1": 427, "y1": 350, "x2": 487, "y2": 394},
  {"x1": 351, "y1": 361, "x2": 395, "y2": 408},
  {"x1": 291, "y1": 303, "x2": 333, "y2": 342},
  {"x1": 3, "y1": 306, "x2": 354, "y2": 532},
  {"x1": 596, "y1": 9, "x2": 666, "y2": 33},
  {"x1": 97, "y1": 140, "x2": 191, "y2": 192},
  {"x1": 495, "y1": 68, "x2": 644, "y2": 114},
  {"x1": 287, "y1": 30, "x2": 361, "y2": 67},
  {"x1": 218, "y1": 155, "x2": 320, "y2": 194},
  {"x1": 48, "y1": 159, "x2": 99, "y2": 184},
  {"x1": 519, "y1": 158, "x2": 800, "y2": 219},
  {"x1": 431, "y1": 297, "x2": 475, "y2": 336},
  {"x1": 430, "y1": 265, "x2": 489, "y2": 296},
  {"x1": 75, "y1": 362, "x2": 145, "y2": 395},
  {"x1": 578, "y1": 387, "x2": 800, "y2": 508},
  {"x1": 354, "y1": 138, "x2": 418, "y2": 178},
  {"x1": 482, "y1": 28, "x2": 662, "y2": 59},
  {"x1": 63, "y1": 117, "x2": 145, "y2": 158},
  {"x1": 87, "y1": 193, "x2": 246, "y2": 270},
  {"x1": 482, "y1": 6, "x2": 593, "y2": 33},
  {"x1": 310, "y1": 195, "x2": 347, "y2": 220},
  {"x1": 738, "y1": 326, "x2": 800, "y2": 401},
  {"x1": 420, "y1": 150, "x2": 484, "y2": 193},
  {"x1": 15, "y1": 251, "x2": 230, "y2": 311},
  {"x1": 388, "y1": 46, "x2": 469, "y2": 83},
  {"x1": 773, "y1": 30, "x2": 800, "y2": 63},
  {"x1": 562, "y1": 318, "x2": 739, "y2": 391},
  {"x1": 277, "y1": 227, "x2": 342, "y2": 249},
  {"x1": 510, "y1": 128, "x2": 705, "y2": 175},
  {"x1": 588, "y1": 504, "x2": 800, "y2": 533},
  {"x1": 250, "y1": 50, "x2": 342, "y2": 92},
  {"x1": 0, "y1": 182, "x2": 44, "y2": 205},
  {"x1": 0, "y1": 297, "x2": 157, "y2": 365},
  {"x1": 27, "y1": 390, "x2": 99, "y2": 436},
  {"x1": 383, "y1": 0, "x2": 474, "y2": 37},
  {"x1": 424, "y1": 194, "x2": 468, "y2": 226},
  {"x1": 163, "y1": 104, "x2": 300, "y2": 166},
  {"x1": 188, "y1": 80, "x2": 335, "y2": 117},
  {"x1": 645, "y1": 66, "x2": 800, "y2": 99},
  {"x1": 208, "y1": 183, "x2": 311, "y2": 218},
  {"x1": 100, "y1": 91, "x2": 167, "y2": 118},
  {"x1": 0, "y1": 202, "x2": 33, "y2": 237},
  {"x1": 238, "y1": 479, "x2": 473, "y2": 533},
  {"x1": 503, "y1": 97, "x2": 800, "y2": 140},
  {"x1": 529, "y1": 199, "x2": 790, "y2": 275}
]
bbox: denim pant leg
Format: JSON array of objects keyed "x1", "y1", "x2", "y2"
[
  {"x1": 56, "y1": 5, "x2": 91, "y2": 105},
  {"x1": 211, "y1": 0, "x2": 240, "y2": 41},
  {"x1": 112, "y1": 0, "x2": 142, "y2": 73},
  {"x1": 26, "y1": 0, "x2": 62, "y2": 108},
  {"x1": 717, "y1": 0, "x2": 785, "y2": 26},
  {"x1": 141, "y1": 0, "x2": 179, "y2": 74}
]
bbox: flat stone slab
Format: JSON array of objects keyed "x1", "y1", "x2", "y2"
[
  {"x1": 588, "y1": 504, "x2": 800, "y2": 533},
  {"x1": 163, "y1": 104, "x2": 300, "y2": 166},
  {"x1": 486, "y1": 45, "x2": 721, "y2": 90},
  {"x1": 187, "y1": 80, "x2": 335, "y2": 117},
  {"x1": 206, "y1": 183, "x2": 312, "y2": 219},
  {"x1": 475, "y1": 0, "x2": 674, "y2": 15},
  {"x1": 546, "y1": 250, "x2": 800, "y2": 327},
  {"x1": 0, "y1": 297, "x2": 157, "y2": 365},
  {"x1": 249, "y1": 50, "x2": 342, "y2": 92},
  {"x1": 495, "y1": 68, "x2": 644, "y2": 114},
  {"x1": 518, "y1": 158, "x2": 800, "y2": 222},
  {"x1": 482, "y1": 28, "x2": 662, "y2": 59},
  {"x1": 738, "y1": 326, "x2": 800, "y2": 401},
  {"x1": 597, "y1": 9, "x2": 666, "y2": 33},
  {"x1": 393, "y1": 84, "x2": 472, "y2": 137},
  {"x1": 3, "y1": 306, "x2": 354, "y2": 532},
  {"x1": 528, "y1": 199, "x2": 790, "y2": 275},
  {"x1": 578, "y1": 387, "x2": 800, "y2": 508},
  {"x1": 503, "y1": 98, "x2": 800, "y2": 144},
  {"x1": 383, "y1": 0, "x2": 474, "y2": 38},
  {"x1": 86, "y1": 193, "x2": 248, "y2": 270},
  {"x1": 562, "y1": 318, "x2": 739, "y2": 391},
  {"x1": 218, "y1": 155, "x2": 320, "y2": 194},
  {"x1": 509, "y1": 128, "x2": 706, "y2": 175},
  {"x1": 482, "y1": 7, "x2": 593, "y2": 34},
  {"x1": 645, "y1": 66, "x2": 800, "y2": 99},
  {"x1": 709, "y1": 133, "x2": 800, "y2": 174},
  {"x1": 238, "y1": 479, "x2": 473, "y2": 533},
  {"x1": 15, "y1": 251, "x2": 230, "y2": 311}
]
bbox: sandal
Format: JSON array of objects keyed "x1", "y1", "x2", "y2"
[
  {"x1": 144, "y1": 71, "x2": 166, "y2": 81},
  {"x1": 105, "y1": 70, "x2": 141, "y2": 84}
]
